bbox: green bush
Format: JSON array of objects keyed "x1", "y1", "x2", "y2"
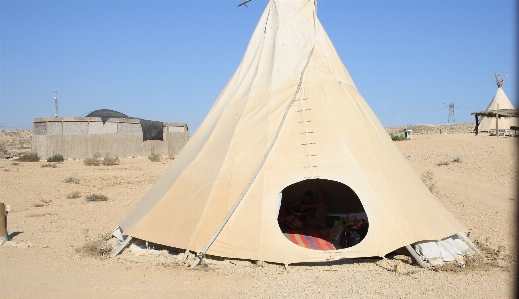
[
  {"x1": 47, "y1": 154, "x2": 64, "y2": 163},
  {"x1": 391, "y1": 135, "x2": 406, "y2": 141},
  {"x1": 16, "y1": 152, "x2": 40, "y2": 162}
]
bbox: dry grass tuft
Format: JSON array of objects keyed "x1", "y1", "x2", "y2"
[
  {"x1": 27, "y1": 212, "x2": 55, "y2": 217},
  {"x1": 452, "y1": 157, "x2": 462, "y2": 163},
  {"x1": 64, "y1": 176, "x2": 80, "y2": 184},
  {"x1": 436, "y1": 160, "x2": 450, "y2": 166},
  {"x1": 47, "y1": 154, "x2": 64, "y2": 163},
  {"x1": 84, "y1": 157, "x2": 100, "y2": 166},
  {"x1": 75, "y1": 240, "x2": 113, "y2": 257},
  {"x1": 102, "y1": 153, "x2": 119, "y2": 166},
  {"x1": 148, "y1": 153, "x2": 162, "y2": 162},
  {"x1": 85, "y1": 193, "x2": 108, "y2": 202},
  {"x1": 66, "y1": 191, "x2": 81, "y2": 199},
  {"x1": 435, "y1": 239, "x2": 513, "y2": 273},
  {"x1": 41, "y1": 163, "x2": 58, "y2": 168},
  {"x1": 16, "y1": 152, "x2": 40, "y2": 162}
]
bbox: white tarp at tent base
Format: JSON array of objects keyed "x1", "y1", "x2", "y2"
[{"x1": 414, "y1": 234, "x2": 474, "y2": 266}]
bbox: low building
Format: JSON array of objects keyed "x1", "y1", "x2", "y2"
[{"x1": 31, "y1": 109, "x2": 189, "y2": 159}]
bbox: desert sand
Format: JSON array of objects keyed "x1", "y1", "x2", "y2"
[{"x1": 0, "y1": 129, "x2": 517, "y2": 298}]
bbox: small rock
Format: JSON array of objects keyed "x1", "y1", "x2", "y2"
[{"x1": 135, "y1": 250, "x2": 149, "y2": 256}]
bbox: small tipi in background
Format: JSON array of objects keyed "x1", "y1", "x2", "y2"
[{"x1": 478, "y1": 73, "x2": 518, "y2": 132}]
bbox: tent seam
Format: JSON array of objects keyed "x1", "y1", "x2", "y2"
[{"x1": 193, "y1": 44, "x2": 316, "y2": 262}]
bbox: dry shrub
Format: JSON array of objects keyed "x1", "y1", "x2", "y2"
[
  {"x1": 47, "y1": 154, "x2": 64, "y2": 163},
  {"x1": 75, "y1": 240, "x2": 113, "y2": 257},
  {"x1": 41, "y1": 163, "x2": 57, "y2": 168},
  {"x1": 436, "y1": 253, "x2": 490, "y2": 273},
  {"x1": 33, "y1": 203, "x2": 45, "y2": 208},
  {"x1": 85, "y1": 193, "x2": 108, "y2": 202},
  {"x1": 102, "y1": 153, "x2": 119, "y2": 166},
  {"x1": 149, "y1": 153, "x2": 162, "y2": 162},
  {"x1": 435, "y1": 261, "x2": 463, "y2": 272},
  {"x1": 27, "y1": 212, "x2": 54, "y2": 217},
  {"x1": 84, "y1": 157, "x2": 100, "y2": 166},
  {"x1": 11, "y1": 161, "x2": 19, "y2": 166},
  {"x1": 464, "y1": 254, "x2": 486, "y2": 268},
  {"x1": 452, "y1": 157, "x2": 462, "y2": 163},
  {"x1": 436, "y1": 240, "x2": 512, "y2": 273},
  {"x1": 436, "y1": 160, "x2": 450, "y2": 166},
  {"x1": 16, "y1": 152, "x2": 40, "y2": 162},
  {"x1": 391, "y1": 134, "x2": 406, "y2": 141},
  {"x1": 64, "y1": 176, "x2": 80, "y2": 184},
  {"x1": 420, "y1": 171, "x2": 437, "y2": 193},
  {"x1": 67, "y1": 191, "x2": 81, "y2": 199}
]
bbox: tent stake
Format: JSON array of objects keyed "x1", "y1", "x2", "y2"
[
  {"x1": 110, "y1": 236, "x2": 132, "y2": 258},
  {"x1": 405, "y1": 244, "x2": 430, "y2": 268},
  {"x1": 0, "y1": 203, "x2": 9, "y2": 241},
  {"x1": 183, "y1": 250, "x2": 191, "y2": 263},
  {"x1": 474, "y1": 114, "x2": 479, "y2": 135}
]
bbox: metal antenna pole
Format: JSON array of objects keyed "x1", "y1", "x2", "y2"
[
  {"x1": 238, "y1": 0, "x2": 252, "y2": 7},
  {"x1": 53, "y1": 89, "x2": 58, "y2": 117}
]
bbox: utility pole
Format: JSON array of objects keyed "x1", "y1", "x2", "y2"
[
  {"x1": 53, "y1": 89, "x2": 58, "y2": 117},
  {"x1": 447, "y1": 103, "x2": 455, "y2": 124}
]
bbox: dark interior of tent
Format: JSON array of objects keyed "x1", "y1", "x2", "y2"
[{"x1": 278, "y1": 179, "x2": 368, "y2": 251}]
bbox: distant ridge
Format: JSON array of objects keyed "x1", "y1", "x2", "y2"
[{"x1": 386, "y1": 122, "x2": 474, "y2": 136}]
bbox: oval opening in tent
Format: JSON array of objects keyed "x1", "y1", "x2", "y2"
[{"x1": 277, "y1": 179, "x2": 368, "y2": 251}]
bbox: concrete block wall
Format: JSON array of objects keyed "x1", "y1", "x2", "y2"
[{"x1": 31, "y1": 117, "x2": 189, "y2": 159}]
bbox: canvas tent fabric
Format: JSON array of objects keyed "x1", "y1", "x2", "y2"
[
  {"x1": 119, "y1": 0, "x2": 466, "y2": 264},
  {"x1": 478, "y1": 87, "x2": 518, "y2": 132}
]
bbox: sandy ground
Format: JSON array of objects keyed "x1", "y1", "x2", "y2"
[{"x1": 0, "y1": 132, "x2": 517, "y2": 298}]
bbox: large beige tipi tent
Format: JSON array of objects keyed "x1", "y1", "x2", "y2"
[
  {"x1": 478, "y1": 74, "x2": 518, "y2": 132},
  {"x1": 118, "y1": 0, "x2": 467, "y2": 265}
]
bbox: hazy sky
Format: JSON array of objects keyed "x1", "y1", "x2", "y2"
[{"x1": 1, "y1": 0, "x2": 516, "y2": 133}]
